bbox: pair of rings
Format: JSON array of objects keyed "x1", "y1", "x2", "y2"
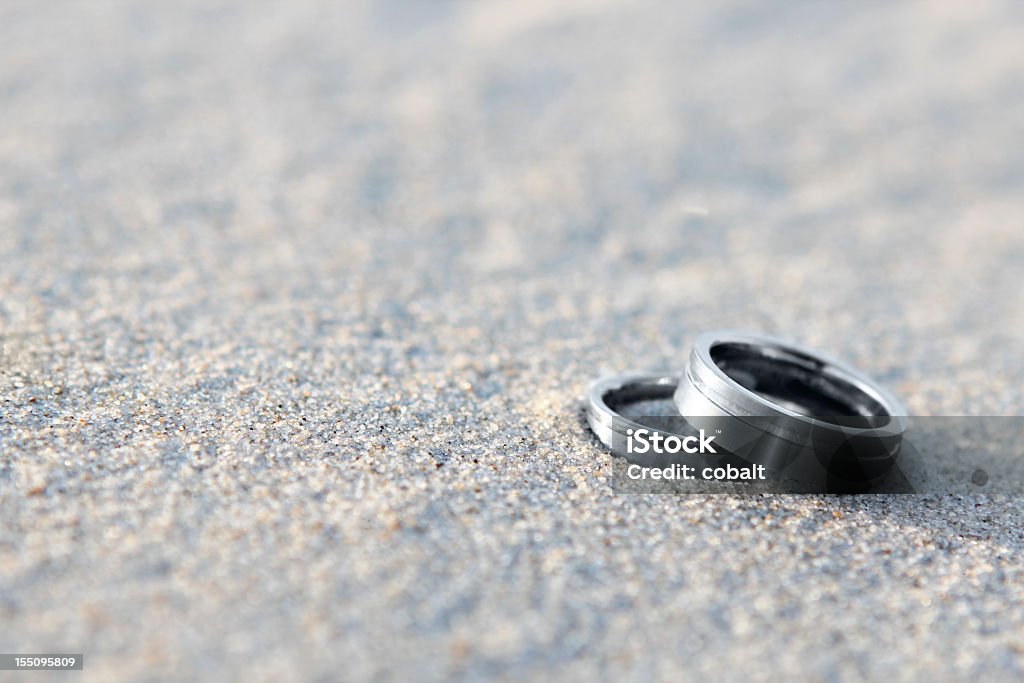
[{"x1": 586, "y1": 331, "x2": 909, "y2": 490}]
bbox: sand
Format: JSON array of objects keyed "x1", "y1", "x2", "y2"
[{"x1": 2, "y1": 2, "x2": 1024, "y2": 680}]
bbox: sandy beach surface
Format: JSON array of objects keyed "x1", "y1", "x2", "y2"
[{"x1": 2, "y1": 2, "x2": 1024, "y2": 680}]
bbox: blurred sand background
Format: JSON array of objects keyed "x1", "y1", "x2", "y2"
[{"x1": 2, "y1": 1, "x2": 1024, "y2": 680}]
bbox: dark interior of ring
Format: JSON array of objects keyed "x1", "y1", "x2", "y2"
[
  {"x1": 710, "y1": 342, "x2": 889, "y2": 423},
  {"x1": 604, "y1": 380, "x2": 689, "y2": 428},
  {"x1": 605, "y1": 381, "x2": 676, "y2": 409}
]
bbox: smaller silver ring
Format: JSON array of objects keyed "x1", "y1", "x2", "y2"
[{"x1": 586, "y1": 372, "x2": 695, "y2": 466}]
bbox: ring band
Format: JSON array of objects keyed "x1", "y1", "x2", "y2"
[
  {"x1": 674, "y1": 331, "x2": 909, "y2": 488},
  {"x1": 585, "y1": 372, "x2": 694, "y2": 466}
]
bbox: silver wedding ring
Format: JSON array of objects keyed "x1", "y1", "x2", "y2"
[
  {"x1": 586, "y1": 331, "x2": 909, "y2": 489},
  {"x1": 585, "y1": 372, "x2": 683, "y2": 466}
]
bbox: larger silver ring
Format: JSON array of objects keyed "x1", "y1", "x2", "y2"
[{"x1": 674, "y1": 331, "x2": 909, "y2": 487}]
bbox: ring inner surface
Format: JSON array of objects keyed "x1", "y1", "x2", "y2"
[
  {"x1": 709, "y1": 342, "x2": 889, "y2": 425},
  {"x1": 602, "y1": 381, "x2": 687, "y2": 431},
  {"x1": 605, "y1": 382, "x2": 677, "y2": 416}
]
